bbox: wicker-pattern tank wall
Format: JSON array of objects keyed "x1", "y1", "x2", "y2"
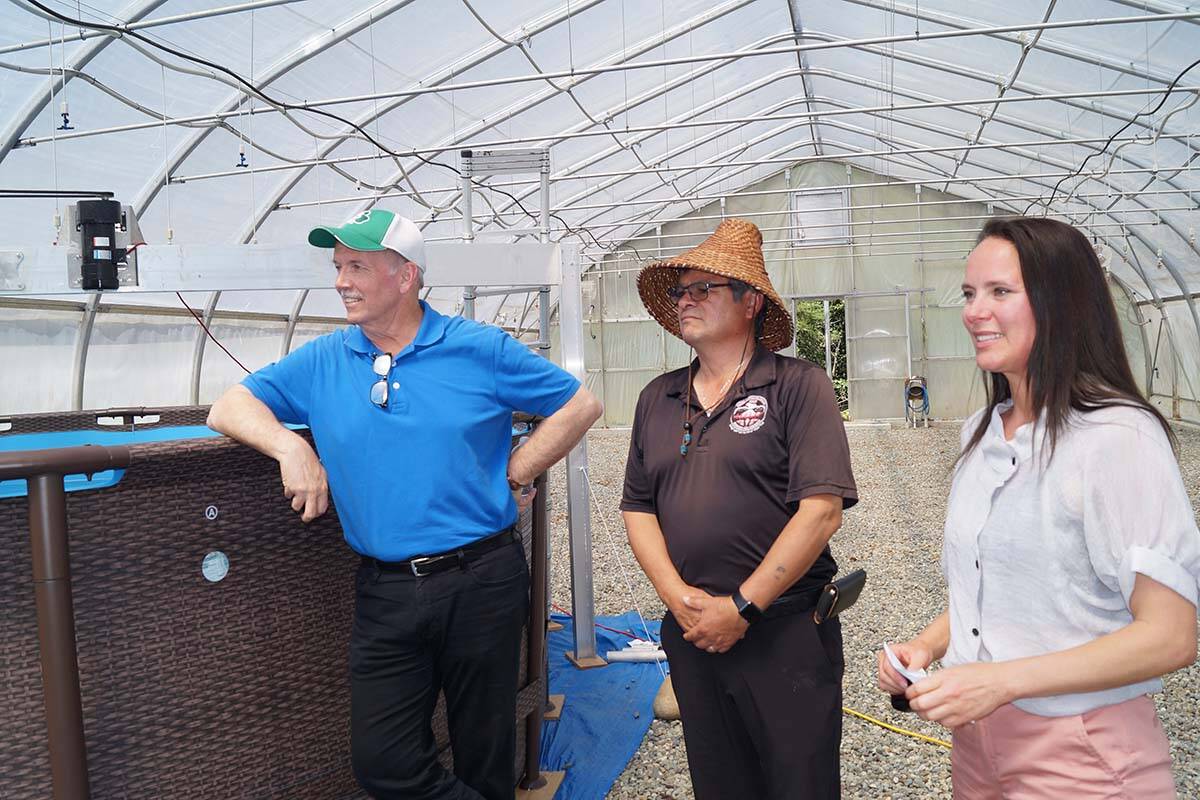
[{"x1": 0, "y1": 408, "x2": 543, "y2": 799}]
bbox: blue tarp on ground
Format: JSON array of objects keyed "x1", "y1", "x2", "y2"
[{"x1": 539, "y1": 612, "x2": 668, "y2": 800}]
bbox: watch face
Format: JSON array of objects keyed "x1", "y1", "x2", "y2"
[{"x1": 734, "y1": 592, "x2": 760, "y2": 622}]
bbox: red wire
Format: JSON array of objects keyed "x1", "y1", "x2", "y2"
[
  {"x1": 551, "y1": 602, "x2": 642, "y2": 640},
  {"x1": 175, "y1": 292, "x2": 251, "y2": 374},
  {"x1": 123, "y1": 242, "x2": 250, "y2": 374}
]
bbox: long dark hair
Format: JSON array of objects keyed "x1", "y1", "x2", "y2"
[{"x1": 961, "y1": 217, "x2": 1174, "y2": 461}]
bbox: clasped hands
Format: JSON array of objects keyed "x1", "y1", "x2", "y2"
[{"x1": 673, "y1": 587, "x2": 748, "y2": 654}]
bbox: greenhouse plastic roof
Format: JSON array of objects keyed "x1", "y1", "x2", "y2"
[{"x1": 1, "y1": 0, "x2": 1198, "y2": 314}]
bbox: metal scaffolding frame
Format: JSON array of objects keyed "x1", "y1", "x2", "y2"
[
  {"x1": 2, "y1": 0, "x2": 1198, "y2": 424},
  {"x1": 12, "y1": 7, "x2": 1199, "y2": 151}
]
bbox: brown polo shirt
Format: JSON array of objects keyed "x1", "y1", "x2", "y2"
[{"x1": 621, "y1": 346, "x2": 858, "y2": 598}]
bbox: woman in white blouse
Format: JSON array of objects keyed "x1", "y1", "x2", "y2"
[{"x1": 878, "y1": 217, "x2": 1199, "y2": 798}]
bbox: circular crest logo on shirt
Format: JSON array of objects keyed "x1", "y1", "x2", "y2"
[{"x1": 730, "y1": 394, "x2": 769, "y2": 435}]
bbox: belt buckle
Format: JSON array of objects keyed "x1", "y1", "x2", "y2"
[{"x1": 409, "y1": 555, "x2": 439, "y2": 577}]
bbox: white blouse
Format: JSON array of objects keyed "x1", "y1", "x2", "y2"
[{"x1": 941, "y1": 400, "x2": 1200, "y2": 716}]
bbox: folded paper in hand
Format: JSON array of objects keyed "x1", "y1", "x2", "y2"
[{"x1": 883, "y1": 641, "x2": 928, "y2": 684}]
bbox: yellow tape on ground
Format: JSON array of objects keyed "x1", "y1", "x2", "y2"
[{"x1": 842, "y1": 706, "x2": 953, "y2": 749}]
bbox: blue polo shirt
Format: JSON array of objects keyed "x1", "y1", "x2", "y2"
[{"x1": 242, "y1": 302, "x2": 580, "y2": 560}]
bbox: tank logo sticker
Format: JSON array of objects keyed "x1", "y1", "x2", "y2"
[
  {"x1": 202, "y1": 551, "x2": 230, "y2": 583},
  {"x1": 730, "y1": 395, "x2": 768, "y2": 435}
]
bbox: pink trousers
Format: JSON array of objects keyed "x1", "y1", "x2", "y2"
[{"x1": 951, "y1": 695, "x2": 1176, "y2": 799}]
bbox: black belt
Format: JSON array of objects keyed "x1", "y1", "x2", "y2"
[
  {"x1": 761, "y1": 587, "x2": 823, "y2": 620},
  {"x1": 362, "y1": 529, "x2": 517, "y2": 577}
]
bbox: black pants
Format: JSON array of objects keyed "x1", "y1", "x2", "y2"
[
  {"x1": 661, "y1": 609, "x2": 844, "y2": 800},
  {"x1": 349, "y1": 537, "x2": 530, "y2": 800}
]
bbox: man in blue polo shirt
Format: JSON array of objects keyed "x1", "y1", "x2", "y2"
[{"x1": 207, "y1": 209, "x2": 601, "y2": 800}]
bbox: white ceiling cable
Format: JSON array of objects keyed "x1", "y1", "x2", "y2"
[
  {"x1": 247, "y1": 9, "x2": 257, "y2": 243},
  {"x1": 160, "y1": 63, "x2": 173, "y2": 242},
  {"x1": 44, "y1": 19, "x2": 62, "y2": 239}
]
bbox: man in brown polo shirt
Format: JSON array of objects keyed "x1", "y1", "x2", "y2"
[{"x1": 621, "y1": 218, "x2": 857, "y2": 800}]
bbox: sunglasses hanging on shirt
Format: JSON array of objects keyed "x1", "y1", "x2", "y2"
[{"x1": 370, "y1": 353, "x2": 392, "y2": 408}]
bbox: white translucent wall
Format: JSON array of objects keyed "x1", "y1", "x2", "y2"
[
  {"x1": 2, "y1": 1, "x2": 1199, "y2": 422},
  {"x1": 566, "y1": 159, "x2": 1193, "y2": 426},
  {"x1": 0, "y1": 290, "x2": 341, "y2": 416},
  {"x1": 0, "y1": 305, "x2": 79, "y2": 414},
  {"x1": 1147, "y1": 301, "x2": 1200, "y2": 423}
]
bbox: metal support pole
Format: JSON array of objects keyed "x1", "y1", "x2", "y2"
[
  {"x1": 189, "y1": 291, "x2": 220, "y2": 405},
  {"x1": 279, "y1": 289, "x2": 310, "y2": 358},
  {"x1": 1172, "y1": 321, "x2": 1182, "y2": 420},
  {"x1": 557, "y1": 244, "x2": 602, "y2": 668},
  {"x1": 70, "y1": 295, "x2": 101, "y2": 411},
  {"x1": 520, "y1": 471, "x2": 550, "y2": 790},
  {"x1": 460, "y1": 168, "x2": 475, "y2": 243},
  {"x1": 844, "y1": 163, "x2": 856, "y2": 417},
  {"x1": 462, "y1": 287, "x2": 476, "y2": 320},
  {"x1": 0, "y1": 447, "x2": 130, "y2": 800},
  {"x1": 597, "y1": 271, "x2": 608, "y2": 427},
  {"x1": 657, "y1": 225, "x2": 668, "y2": 373},
  {"x1": 824, "y1": 299, "x2": 832, "y2": 375},
  {"x1": 29, "y1": 473, "x2": 91, "y2": 800},
  {"x1": 461, "y1": 164, "x2": 476, "y2": 318},
  {"x1": 539, "y1": 165, "x2": 551, "y2": 245},
  {"x1": 537, "y1": 288, "x2": 551, "y2": 350},
  {"x1": 785, "y1": 297, "x2": 797, "y2": 358},
  {"x1": 903, "y1": 293, "x2": 913, "y2": 379},
  {"x1": 915, "y1": 183, "x2": 928, "y2": 380}
]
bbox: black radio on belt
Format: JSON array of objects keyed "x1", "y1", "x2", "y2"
[{"x1": 76, "y1": 199, "x2": 124, "y2": 291}]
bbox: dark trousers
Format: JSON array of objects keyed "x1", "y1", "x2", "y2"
[
  {"x1": 661, "y1": 609, "x2": 844, "y2": 800},
  {"x1": 349, "y1": 537, "x2": 530, "y2": 800}
]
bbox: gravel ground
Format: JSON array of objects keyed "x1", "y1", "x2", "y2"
[{"x1": 544, "y1": 422, "x2": 1200, "y2": 799}]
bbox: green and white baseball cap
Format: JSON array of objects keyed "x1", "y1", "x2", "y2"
[{"x1": 308, "y1": 209, "x2": 426, "y2": 272}]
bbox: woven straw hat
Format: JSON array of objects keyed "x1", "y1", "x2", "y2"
[{"x1": 636, "y1": 218, "x2": 793, "y2": 351}]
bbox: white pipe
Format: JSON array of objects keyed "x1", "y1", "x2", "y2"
[
  {"x1": 168, "y1": 130, "x2": 1198, "y2": 186},
  {"x1": 606, "y1": 649, "x2": 668, "y2": 663},
  {"x1": 0, "y1": 0, "x2": 305, "y2": 56},
  {"x1": 279, "y1": 163, "x2": 1200, "y2": 213},
  {"x1": 20, "y1": 79, "x2": 1198, "y2": 150}
]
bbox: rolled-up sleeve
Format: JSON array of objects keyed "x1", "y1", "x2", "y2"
[{"x1": 1082, "y1": 420, "x2": 1200, "y2": 608}]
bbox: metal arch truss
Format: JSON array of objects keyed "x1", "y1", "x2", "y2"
[
  {"x1": 4, "y1": 3, "x2": 1197, "y2": 390},
  {"x1": 458, "y1": 146, "x2": 600, "y2": 665},
  {"x1": 226, "y1": 0, "x2": 753, "y2": 246},
  {"x1": 0, "y1": 0, "x2": 172, "y2": 162},
  {"x1": 411, "y1": 42, "x2": 1198, "y2": 356},
  {"x1": 13, "y1": 6, "x2": 1200, "y2": 154}
]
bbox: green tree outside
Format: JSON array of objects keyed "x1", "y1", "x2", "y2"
[{"x1": 794, "y1": 299, "x2": 848, "y2": 412}]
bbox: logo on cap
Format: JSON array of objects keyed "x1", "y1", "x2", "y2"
[{"x1": 350, "y1": 212, "x2": 372, "y2": 224}]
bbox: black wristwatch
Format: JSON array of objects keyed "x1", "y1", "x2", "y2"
[{"x1": 732, "y1": 589, "x2": 762, "y2": 625}]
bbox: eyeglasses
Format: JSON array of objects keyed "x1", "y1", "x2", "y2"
[
  {"x1": 370, "y1": 352, "x2": 392, "y2": 408},
  {"x1": 667, "y1": 281, "x2": 732, "y2": 303}
]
